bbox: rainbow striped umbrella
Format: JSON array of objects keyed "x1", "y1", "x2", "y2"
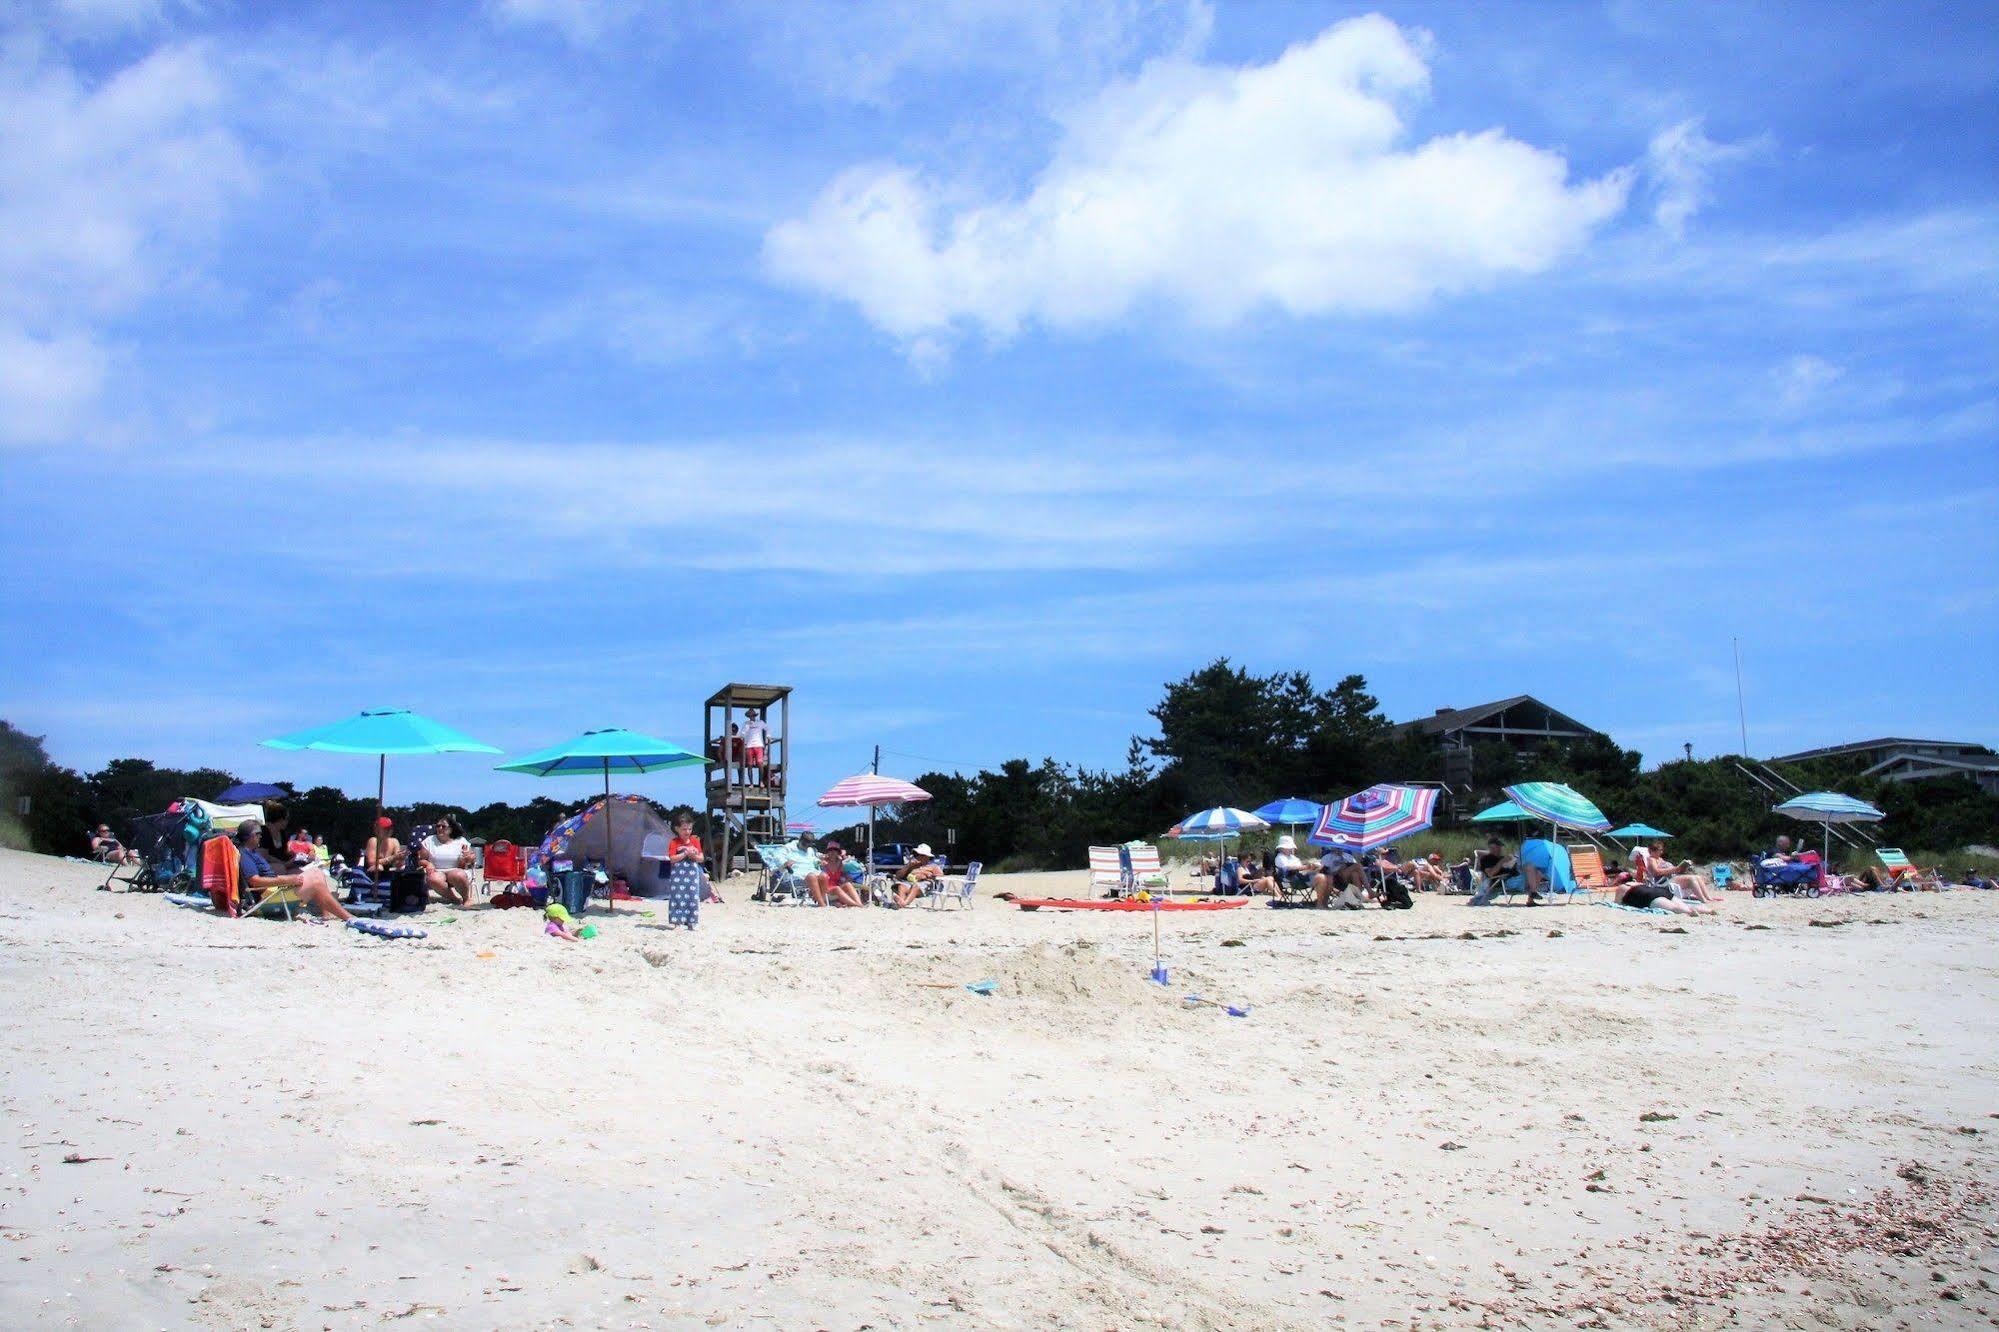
[
  {"x1": 1309, "y1": 784, "x2": 1437, "y2": 852},
  {"x1": 1503, "y1": 782, "x2": 1611, "y2": 832}
]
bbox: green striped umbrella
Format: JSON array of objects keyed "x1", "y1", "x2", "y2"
[{"x1": 1502, "y1": 782, "x2": 1611, "y2": 832}]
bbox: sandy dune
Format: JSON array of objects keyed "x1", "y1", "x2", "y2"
[{"x1": 3, "y1": 849, "x2": 1996, "y2": 1330}]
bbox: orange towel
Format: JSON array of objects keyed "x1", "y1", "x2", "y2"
[{"x1": 201, "y1": 835, "x2": 239, "y2": 915}]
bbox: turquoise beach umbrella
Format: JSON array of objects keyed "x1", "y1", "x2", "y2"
[
  {"x1": 499, "y1": 728, "x2": 707, "y2": 885},
  {"x1": 264, "y1": 708, "x2": 501, "y2": 809},
  {"x1": 1470, "y1": 800, "x2": 1533, "y2": 824},
  {"x1": 1607, "y1": 823, "x2": 1672, "y2": 840}
]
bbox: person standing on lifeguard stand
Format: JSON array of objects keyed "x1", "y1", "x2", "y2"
[{"x1": 743, "y1": 708, "x2": 769, "y2": 785}]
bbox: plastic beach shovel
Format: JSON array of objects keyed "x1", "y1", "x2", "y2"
[{"x1": 1183, "y1": 994, "x2": 1251, "y2": 1018}]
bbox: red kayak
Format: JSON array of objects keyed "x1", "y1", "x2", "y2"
[{"x1": 1011, "y1": 898, "x2": 1249, "y2": 912}]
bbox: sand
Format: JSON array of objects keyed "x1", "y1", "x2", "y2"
[{"x1": 3, "y1": 848, "x2": 1997, "y2": 1330}]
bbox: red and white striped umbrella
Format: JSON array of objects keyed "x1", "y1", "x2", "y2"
[
  {"x1": 817, "y1": 773, "x2": 932, "y2": 876},
  {"x1": 817, "y1": 774, "x2": 932, "y2": 807}
]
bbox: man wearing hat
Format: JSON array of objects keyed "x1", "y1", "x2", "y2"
[
  {"x1": 884, "y1": 843, "x2": 942, "y2": 908},
  {"x1": 362, "y1": 816, "x2": 405, "y2": 876}
]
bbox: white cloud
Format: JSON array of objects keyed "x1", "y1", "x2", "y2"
[
  {"x1": 1645, "y1": 117, "x2": 1758, "y2": 239},
  {"x1": 46, "y1": 0, "x2": 194, "y2": 35},
  {"x1": 0, "y1": 328, "x2": 108, "y2": 444},
  {"x1": 486, "y1": 0, "x2": 640, "y2": 45},
  {"x1": 0, "y1": 40, "x2": 250, "y2": 443},
  {"x1": 1773, "y1": 353, "x2": 1843, "y2": 410},
  {"x1": 764, "y1": 16, "x2": 1630, "y2": 351}
]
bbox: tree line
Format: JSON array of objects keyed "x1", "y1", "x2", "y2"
[{"x1": 5, "y1": 661, "x2": 1995, "y2": 869}]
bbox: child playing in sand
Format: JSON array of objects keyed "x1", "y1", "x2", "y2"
[{"x1": 543, "y1": 902, "x2": 583, "y2": 941}]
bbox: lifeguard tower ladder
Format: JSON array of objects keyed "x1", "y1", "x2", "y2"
[{"x1": 704, "y1": 683, "x2": 791, "y2": 879}]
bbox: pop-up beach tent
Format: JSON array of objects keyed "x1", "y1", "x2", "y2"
[{"x1": 537, "y1": 795, "x2": 675, "y2": 896}]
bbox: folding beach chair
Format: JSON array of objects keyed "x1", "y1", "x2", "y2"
[
  {"x1": 752, "y1": 843, "x2": 809, "y2": 905},
  {"x1": 1710, "y1": 863, "x2": 1735, "y2": 891},
  {"x1": 1087, "y1": 846, "x2": 1126, "y2": 898},
  {"x1": 1566, "y1": 846, "x2": 1616, "y2": 904},
  {"x1": 482, "y1": 839, "x2": 527, "y2": 895},
  {"x1": 101, "y1": 808, "x2": 203, "y2": 894},
  {"x1": 1127, "y1": 844, "x2": 1171, "y2": 893},
  {"x1": 1876, "y1": 848, "x2": 1922, "y2": 885},
  {"x1": 923, "y1": 861, "x2": 980, "y2": 910}
]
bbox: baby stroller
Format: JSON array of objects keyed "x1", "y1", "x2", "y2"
[{"x1": 102, "y1": 805, "x2": 204, "y2": 894}]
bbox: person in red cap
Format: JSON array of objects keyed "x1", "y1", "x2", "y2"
[{"x1": 363, "y1": 816, "x2": 405, "y2": 876}]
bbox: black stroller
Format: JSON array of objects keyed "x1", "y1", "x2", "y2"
[{"x1": 101, "y1": 807, "x2": 202, "y2": 894}]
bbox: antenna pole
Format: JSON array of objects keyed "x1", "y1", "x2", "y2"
[{"x1": 1732, "y1": 637, "x2": 1749, "y2": 757}]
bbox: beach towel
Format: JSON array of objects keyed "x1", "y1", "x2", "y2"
[
  {"x1": 664, "y1": 859, "x2": 704, "y2": 928},
  {"x1": 200, "y1": 835, "x2": 239, "y2": 914},
  {"x1": 348, "y1": 919, "x2": 427, "y2": 940}
]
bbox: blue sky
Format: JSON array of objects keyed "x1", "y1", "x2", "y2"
[{"x1": 2, "y1": 0, "x2": 1994, "y2": 812}]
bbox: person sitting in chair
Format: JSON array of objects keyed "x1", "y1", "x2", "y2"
[
  {"x1": 1635, "y1": 842, "x2": 1722, "y2": 904},
  {"x1": 810, "y1": 838, "x2": 862, "y2": 908},
  {"x1": 1313, "y1": 845, "x2": 1368, "y2": 909},
  {"x1": 1239, "y1": 850, "x2": 1279, "y2": 897},
  {"x1": 1273, "y1": 837, "x2": 1308, "y2": 894},
  {"x1": 1757, "y1": 835, "x2": 1801, "y2": 868},
  {"x1": 89, "y1": 823, "x2": 139, "y2": 866},
  {"x1": 1468, "y1": 838, "x2": 1516, "y2": 907},
  {"x1": 363, "y1": 816, "x2": 405, "y2": 875},
  {"x1": 890, "y1": 843, "x2": 943, "y2": 907},
  {"x1": 234, "y1": 820, "x2": 353, "y2": 921},
  {"x1": 418, "y1": 815, "x2": 474, "y2": 906},
  {"x1": 1405, "y1": 851, "x2": 1447, "y2": 892}
]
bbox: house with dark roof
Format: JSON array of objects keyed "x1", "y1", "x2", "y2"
[
  {"x1": 1393, "y1": 695, "x2": 1609, "y2": 787},
  {"x1": 1770, "y1": 738, "x2": 1999, "y2": 796}
]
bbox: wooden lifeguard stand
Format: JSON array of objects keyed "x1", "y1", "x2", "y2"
[{"x1": 704, "y1": 683, "x2": 791, "y2": 879}]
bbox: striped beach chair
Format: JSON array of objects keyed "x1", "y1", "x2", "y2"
[{"x1": 1088, "y1": 846, "x2": 1126, "y2": 897}]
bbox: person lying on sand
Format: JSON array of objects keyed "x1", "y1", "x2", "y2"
[
  {"x1": 234, "y1": 820, "x2": 353, "y2": 922},
  {"x1": 1619, "y1": 878, "x2": 1714, "y2": 915}
]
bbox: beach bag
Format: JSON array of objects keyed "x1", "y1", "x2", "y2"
[
  {"x1": 554, "y1": 868, "x2": 595, "y2": 918},
  {"x1": 388, "y1": 869, "x2": 429, "y2": 914}
]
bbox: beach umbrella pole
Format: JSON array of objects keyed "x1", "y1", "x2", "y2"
[{"x1": 377, "y1": 754, "x2": 386, "y2": 814}]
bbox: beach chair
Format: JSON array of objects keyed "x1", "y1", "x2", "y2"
[
  {"x1": 924, "y1": 861, "x2": 980, "y2": 910},
  {"x1": 482, "y1": 839, "x2": 526, "y2": 895},
  {"x1": 1088, "y1": 846, "x2": 1126, "y2": 898},
  {"x1": 101, "y1": 808, "x2": 203, "y2": 894},
  {"x1": 752, "y1": 843, "x2": 809, "y2": 905},
  {"x1": 1875, "y1": 848, "x2": 1922, "y2": 885},
  {"x1": 1710, "y1": 863, "x2": 1735, "y2": 891},
  {"x1": 1127, "y1": 844, "x2": 1171, "y2": 893},
  {"x1": 1567, "y1": 846, "x2": 1616, "y2": 904}
]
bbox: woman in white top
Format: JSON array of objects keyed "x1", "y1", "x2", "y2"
[
  {"x1": 420, "y1": 814, "x2": 475, "y2": 905},
  {"x1": 1634, "y1": 842, "x2": 1720, "y2": 905}
]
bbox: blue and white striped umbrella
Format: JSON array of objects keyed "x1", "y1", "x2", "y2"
[
  {"x1": 1775, "y1": 791, "x2": 1884, "y2": 863},
  {"x1": 1773, "y1": 792, "x2": 1883, "y2": 823},
  {"x1": 1173, "y1": 807, "x2": 1269, "y2": 838}
]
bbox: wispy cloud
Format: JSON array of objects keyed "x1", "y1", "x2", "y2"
[{"x1": 1644, "y1": 117, "x2": 1763, "y2": 239}]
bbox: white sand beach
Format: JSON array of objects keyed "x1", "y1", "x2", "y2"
[{"x1": 4, "y1": 848, "x2": 1997, "y2": 1330}]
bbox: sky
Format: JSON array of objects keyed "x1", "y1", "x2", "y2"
[{"x1": 1, "y1": 0, "x2": 1995, "y2": 813}]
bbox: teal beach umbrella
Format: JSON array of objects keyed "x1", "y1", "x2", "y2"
[
  {"x1": 264, "y1": 708, "x2": 501, "y2": 810},
  {"x1": 498, "y1": 728, "x2": 707, "y2": 887},
  {"x1": 1470, "y1": 800, "x2": 1533, "y2": 824},
  {"x1": 1607, "y1": 823, "x2": 1672, "y2": 841}
]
